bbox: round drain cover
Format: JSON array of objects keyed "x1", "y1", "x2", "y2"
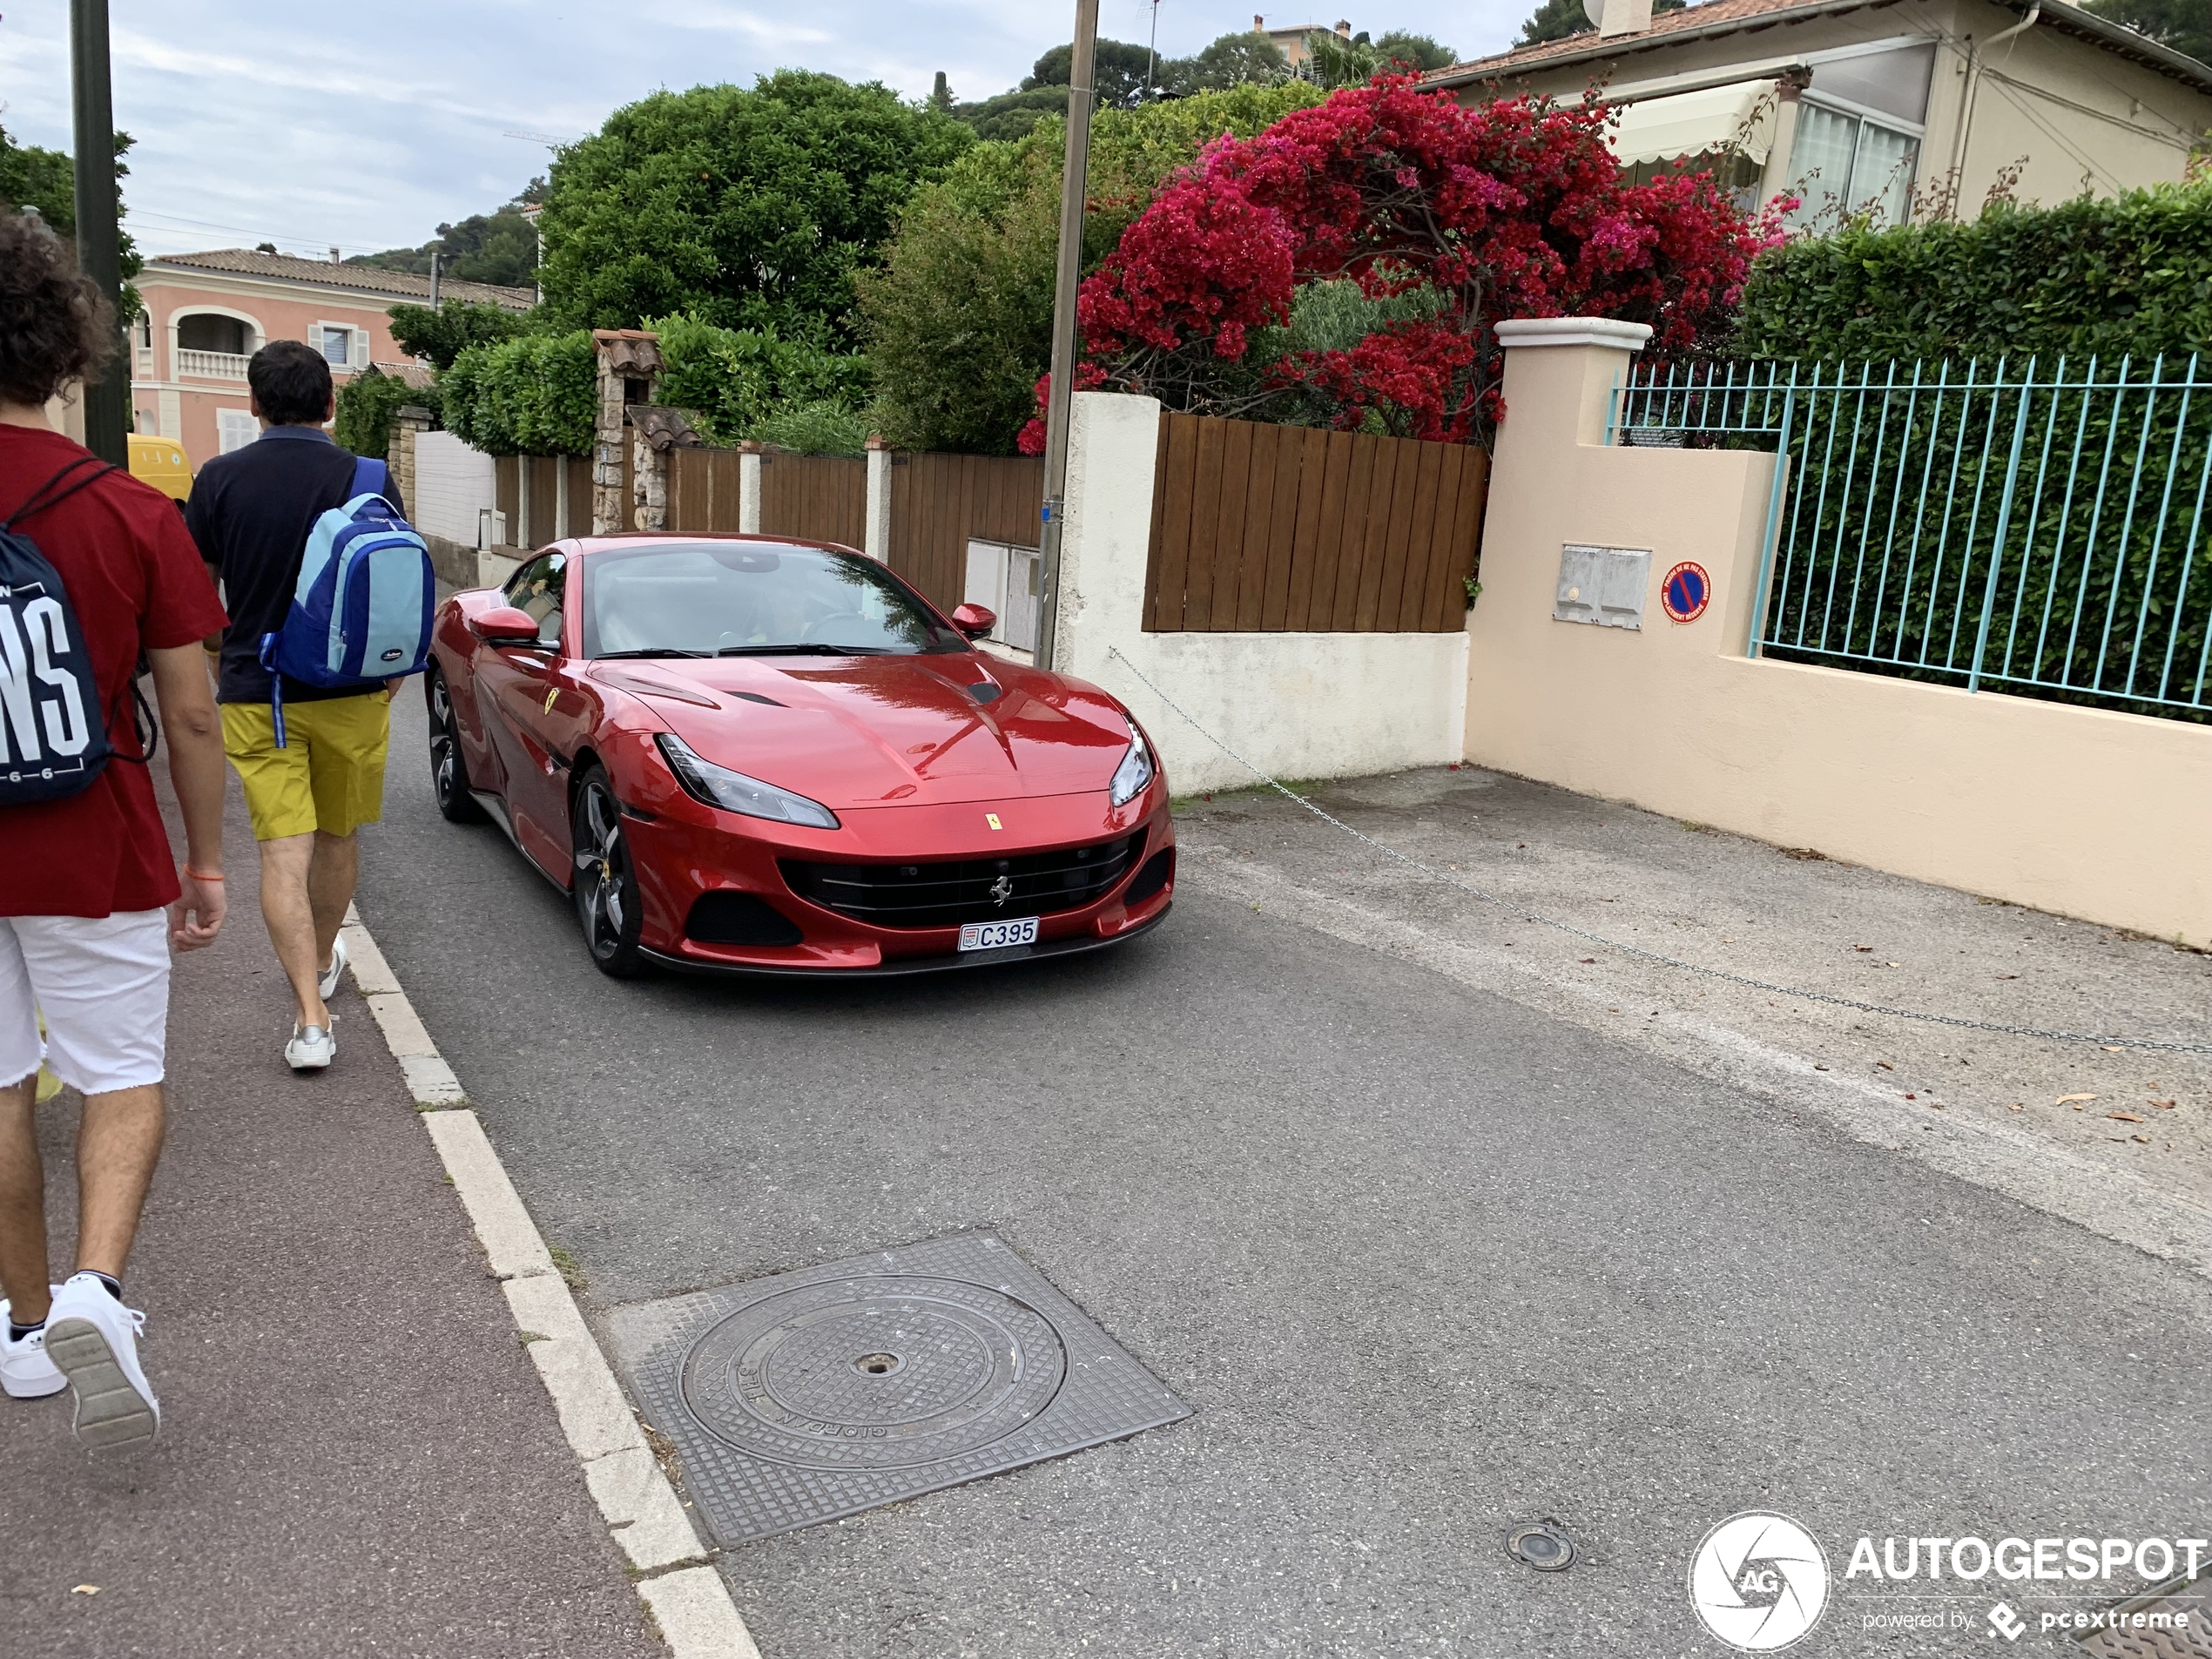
[
  {"x1": 1507, "y1": 1521, "x2": 1578, "y2": 1571},
  {"x1": 680, "y1": 1274, "x2": 1067, "y2": 1471}
]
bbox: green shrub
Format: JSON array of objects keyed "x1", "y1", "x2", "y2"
[
  {"x1": 648, "y1": 314, "x2": 870, "y2": 445},
  {"x1": 753, "y1": 399, "x2": 871, "y2": 455},
  {"x1": 858, "y1": 82, "x2": 1324, "y2": 455},
  {"x1": 1732, "y1": 181, "x2": 2212, "y2": 365},
  {"x1": 442, "y1": 331, "x2": 597, "y2": 455},
  {"x1": 387, "y1": 300, "x2": 531, "y2": 370},
  {"x1": 332, "y1": 368, "x2": 441, "y2": 460}
]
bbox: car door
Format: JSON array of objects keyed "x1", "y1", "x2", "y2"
[{"x1": 473, "y1": 551, "x2": 575, "y2": 878}]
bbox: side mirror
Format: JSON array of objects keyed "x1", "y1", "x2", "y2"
[
  {"x1": 951, "y1": 603, "x2": 995, "y2": 641},
  {"x1": 469, "y1": 605, "x2": 544, "y2": 645}
]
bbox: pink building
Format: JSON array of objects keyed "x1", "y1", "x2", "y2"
[{"x1": 129, "y1": 248, "x2": 533, "y2": 472}]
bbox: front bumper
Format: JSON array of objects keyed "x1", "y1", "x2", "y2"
[{"x1": 615, "y1": 768, "x2": 1177, "y2": 974}]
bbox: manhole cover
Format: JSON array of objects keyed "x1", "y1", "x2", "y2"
[{"x1": 608, "y1": 1232, "x2": 1189, "y2": 1545}]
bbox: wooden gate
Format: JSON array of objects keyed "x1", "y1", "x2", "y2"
[{"x1": 1143, "y1": 414, "x2": 1487, "y2": 633}]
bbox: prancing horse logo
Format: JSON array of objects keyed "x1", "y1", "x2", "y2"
[{"x1": 989, "y1": 875, "x2": 1014, "y2": 907}]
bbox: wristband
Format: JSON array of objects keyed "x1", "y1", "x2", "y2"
[{"x1": 184, "y1": 867, "x2": 225, "y2": 881}]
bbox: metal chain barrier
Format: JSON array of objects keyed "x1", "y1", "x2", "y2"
[{"x1": 1108, "y1": 648, "x2": 2212, "y2": 1055}]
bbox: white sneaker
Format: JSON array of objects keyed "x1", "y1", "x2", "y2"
[
  {"x1": 44, "y1": 1273, "x2": 158, "y2": 1446},
  {"x1": 286, "y1": 1019, "x2": 335, "y2": 1071},
  {"x1": 1, "y1": 1287, "x2": 66, "y2": 1399},
  {"x1": 318, "y1": 932, "x2": 348, "y2": 1002}
]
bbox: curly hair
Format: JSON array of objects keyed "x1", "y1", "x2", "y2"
[{"x1": 0, "y1": 211, "x2": 116, "y2": 408}]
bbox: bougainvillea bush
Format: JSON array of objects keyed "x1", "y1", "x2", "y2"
[{"x1": 1026, "y1": 78, "x2": 1784, "y2": 451}]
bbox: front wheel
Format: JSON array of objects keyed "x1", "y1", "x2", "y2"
[
  {"x1": 571, "y1": 765, "x2": 647, "y2": 978},
  {"x1": 427, "y1": 666, "x2": 489, "y2": 825}
]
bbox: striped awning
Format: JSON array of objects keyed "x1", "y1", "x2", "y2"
[{"x1": 1608, "y1": 81, "x2": 1779, "y2": 167}]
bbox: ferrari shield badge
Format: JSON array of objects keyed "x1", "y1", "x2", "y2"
[{"x1": 986, "y1": 813, "x2": 1002, "y2": 829}]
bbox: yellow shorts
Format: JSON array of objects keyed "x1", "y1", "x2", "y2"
[{"x1": 223, "y1": 691, "x2": 392, "y2": 841}]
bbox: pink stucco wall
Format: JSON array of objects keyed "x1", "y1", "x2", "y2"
[{"x1": 131, "y1": 274, "x2": 412, "y2": 473}]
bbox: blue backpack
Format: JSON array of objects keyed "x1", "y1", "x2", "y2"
[{"x1": 260, "y1": 455, "x2": 434, "y2": 745}]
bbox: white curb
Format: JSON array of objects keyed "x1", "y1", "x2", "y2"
[{"x1": 339, "y1": 907, "x2": 761, "y2": 1658}]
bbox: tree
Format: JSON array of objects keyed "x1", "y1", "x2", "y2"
[
  {"x1": 929, "y1": 71, "x2": 955, "y2": 113},
  {"x1": 1517, "y1": 0, "x2": 1683, "y2": 47},
  {"x1": 858, "y1": 84, "x2": 1324, "y2": 453},
  {"x1": 2083, "y1": 0, "x2": 2212, "y2": 67},
  {"x1": 952, "y1": 86, "x2": 1073, "y2": 142},
  {"x1": 1161, "y1": 30, "x2": 1294, "y2": 94},
  {"x1": 535, "y1": 72, "x2": 972, "y2": 344},
  {"x1": 0, "y1": 122, "x2": 143, "y2": 301},
  {"x1": 351, "y1": 182, "x2": 543, "y2": 288},
  {"x1": 1055, "y1": 80, "x2": 1779, "y2": 448},
  {"x1": 386, "y1": 300, "x2": 532, "y2": 369},
  {"x1": 1022, "y1": 38, "x2": 1163, "y2": 108},
  {"x1": 1374, "y1": 31, "x2": 1459, "y2": 71}
]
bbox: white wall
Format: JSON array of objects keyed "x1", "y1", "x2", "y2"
[
  {"x1": 1055, "y1": 392, "x2": 1472, "y2": 797},
  {"x1": 413, "y1": 431, "x2": 496, "y2": 549}
]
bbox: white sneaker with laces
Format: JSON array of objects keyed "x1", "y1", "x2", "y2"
[
  {"x1": 44, "y1": 1273, "x2": 158, "y2": 1446},
  {"x1": 286, "y1": 1018, "x2": 335, "y2": 1071},
  {"x1": 1, "y1": 1287, "x2": 66, "y2": 1399},
  {"x1": 318, "y1": 932, "x2": 348, "y2": 1002}
]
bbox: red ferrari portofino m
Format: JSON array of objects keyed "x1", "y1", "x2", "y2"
[{"x1": 424, "y1": 534, "x2": 1174, "y2": 976}]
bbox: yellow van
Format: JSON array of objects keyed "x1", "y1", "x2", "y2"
[{"x1": 127, "y1": 432, "x2": 192, "y2": 507}]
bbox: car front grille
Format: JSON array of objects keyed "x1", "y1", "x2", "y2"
[{"x1": 780, "y1": 831, "x2": 1143, "y2": 930}]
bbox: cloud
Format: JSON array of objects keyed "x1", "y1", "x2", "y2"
[{"x1": 3, "y1": 0, "x2": 1522, "y2": 260}]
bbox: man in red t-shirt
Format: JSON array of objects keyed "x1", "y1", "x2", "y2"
[{"x1": 0, "y1": 214, "x2": 230, "y2": 1446}]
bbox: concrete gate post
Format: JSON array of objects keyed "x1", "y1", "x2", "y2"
[
  {"x1": 863, "y1": 435, "x2": 892, "y2": 561},
  {"x1": 738, "y1": 441, "x2": 763, "y2": 534}
]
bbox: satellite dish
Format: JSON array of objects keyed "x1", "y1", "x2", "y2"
[{"x1": 1583, "y1": 0, "x2": 1605, "y2": 24}]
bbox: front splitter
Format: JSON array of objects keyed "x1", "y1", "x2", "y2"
[{"x1": 638, "y1": 900, "x2": 1171, "y2": 980}]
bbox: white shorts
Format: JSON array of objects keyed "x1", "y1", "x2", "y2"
[{"x1": 0, "y1": 911, "x2": 172, "y2": 1096}]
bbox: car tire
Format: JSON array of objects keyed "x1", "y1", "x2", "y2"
[
  {"x1": 427, "y1": 666, "x2": 489, "y2": 826},
  {"x1": 572, "y1": 764, "x2": 647, "y2": 978}
]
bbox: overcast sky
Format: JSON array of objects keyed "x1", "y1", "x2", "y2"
[{"x1": 2, "y1": 0, "x2": 1526, "y2": 262}]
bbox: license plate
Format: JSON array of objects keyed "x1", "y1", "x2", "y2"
[{"x1": 959, "y1": 916, "x2": 1039, "y2": 951}]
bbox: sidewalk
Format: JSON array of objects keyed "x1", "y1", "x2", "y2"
[
  {"x1": 0, "y1": 779, "x2": 657, "y2": 1657},
  {"x1": 1171, "y1": 762, "x2": 2212, "y2": 1272}
]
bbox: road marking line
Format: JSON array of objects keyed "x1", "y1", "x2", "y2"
[{"x1": 338, "y1": 907, "x2": 761, "y2": 1657}]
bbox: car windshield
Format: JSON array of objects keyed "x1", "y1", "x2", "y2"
[{"x1": 579, "y1": 543, "x2": 966, "y2": 658}]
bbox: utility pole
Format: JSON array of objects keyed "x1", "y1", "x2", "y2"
[
  {"x1": 429, "y1": 249, "x2": 442, "y2": 310},
  {"x1": 70, "y1": 0, "x2": 127, "y2": 464},
  {"x1": 1145, "y1": 0, "x2": 1163, "y2": 99},
  {"x1": 1033, "y1": 0, "x2": 1099, "y2": 672}
]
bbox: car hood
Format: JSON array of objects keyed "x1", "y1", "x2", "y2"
[{"x1": 588, "y1": 652, "x2": 1134, "y2": 808}]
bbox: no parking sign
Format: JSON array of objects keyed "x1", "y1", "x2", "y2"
[{"x1": 1661, "y1": 561, "x2": 1711, "y2": 624}]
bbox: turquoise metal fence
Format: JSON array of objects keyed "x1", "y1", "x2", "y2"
[{"x1": 1609, "y1": 357, "x2": 2212, "y2": 722}]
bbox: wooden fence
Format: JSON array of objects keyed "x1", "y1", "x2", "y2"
[
  {"x1": 665, "y1": 447, "x2": 742, "y2": 532},
  {"x1": 1143, "y1": 413, "x2": 1487, "y2": 634},
  {"x1": 494, "y1": 454, "x2": 594, "y2": 550},
  {"x1": 759, "y1": 453, "x2": 867, "y2": 551},
  {"x1": 890, "y1": 454, "x2": 1043, "y2": 610}
]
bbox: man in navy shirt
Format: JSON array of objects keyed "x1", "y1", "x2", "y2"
[{"x1": 187, "y1": 341, "x2": 405, "y2": 1072}]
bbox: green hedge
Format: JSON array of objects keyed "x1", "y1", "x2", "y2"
[
  {"x1": 439, "y1": 314, "x2": 870, "y2": 456},
  {"x1": 1731, "y1": 180, "x2": 2212, "y2": 365},
  {"x1": 442, "y1": 332, "x2": 598, "y2": 456},
  {"x1": 332, "y1": 367, "x2": 441, "y2": 461}
]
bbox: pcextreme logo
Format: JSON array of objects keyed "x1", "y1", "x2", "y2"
[{"x1": 1688, "y1": 1513, "x2": 1831, "y2": 1652}]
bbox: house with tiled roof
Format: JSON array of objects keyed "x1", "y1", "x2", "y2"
[
  {"x1": 129, "y1": 247, "x2": 533, "y2": 473},
  {"x1": 1426, "y1": 0, "x2": 2212, "y2": 227}
]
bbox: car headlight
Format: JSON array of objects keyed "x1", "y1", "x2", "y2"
[
  {"x1": 1109, "y1": 723, "x2": 1157, "y2": 807},
  {"x1": 655, "y1": 733, "x2": 840, "y2": 829}
]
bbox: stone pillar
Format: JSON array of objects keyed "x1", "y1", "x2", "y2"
[
  {"x1": 631, "y1": 428, "x2": 667, "y2": 531},
  {"x1": 591, "y1": 329, "x2": 661, "y2": 534},
  {"x1": 738, "y1": 441, "x2": 764, "y2": 534},
  {"x1": 863, "y1": 435, "x2": 892, "y2": 561},
  {"x1": 388, "y1": 404, "x2": 434, "y2": 515}
]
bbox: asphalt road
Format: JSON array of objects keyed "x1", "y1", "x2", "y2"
[{"x1": 358, "y1": 678, "x2": 2209, "y2": 1659}]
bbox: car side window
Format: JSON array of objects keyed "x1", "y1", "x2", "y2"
[{"x1": 504, "y1": 553, "x2": 566, "y2": 649}]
